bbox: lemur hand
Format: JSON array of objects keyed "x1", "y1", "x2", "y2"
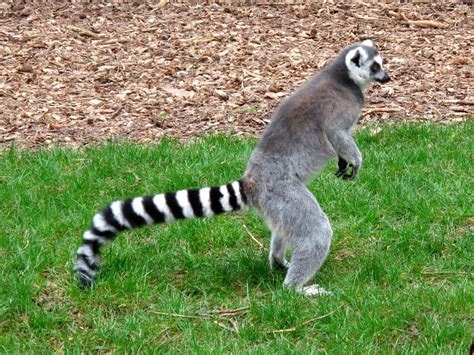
[
  {"x1": 335, "y1": 156, "x2": 348, "y2": 177},
  {"x1": 336, "y1": 156, "x2": 359, "y2": 180}
]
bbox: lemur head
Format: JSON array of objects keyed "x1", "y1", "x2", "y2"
[{"x1": 344, "y1": 40, "x2": 391, "y2": 90}]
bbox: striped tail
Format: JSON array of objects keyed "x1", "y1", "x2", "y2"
[{"x1": 74, "y1": 179, "x2": 248, "y2": 287}]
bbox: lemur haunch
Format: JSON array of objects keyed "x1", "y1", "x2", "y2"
[{"x1": 74, "y1": 40, "x2": 391, "y2": 296}]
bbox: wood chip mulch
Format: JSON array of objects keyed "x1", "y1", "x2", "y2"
[{"x1": 0, "y1": 1, "x2": 472, "y2": 147}]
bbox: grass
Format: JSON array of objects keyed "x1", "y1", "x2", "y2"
[{"x1": 0, "y1": 123, "x2": 472, "y2": 352}]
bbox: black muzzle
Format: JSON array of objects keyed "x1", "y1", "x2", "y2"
[{"x1": 375, "y1": 73, "x2": 391, "y2": 83}]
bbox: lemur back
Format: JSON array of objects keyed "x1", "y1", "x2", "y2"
[{"x1": 74, "y1": 40, "x2": 390, "y2": 296}]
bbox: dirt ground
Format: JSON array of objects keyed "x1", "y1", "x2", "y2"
[{"x1": 0, "y1": 1, "x2": 472, "y2": 147}]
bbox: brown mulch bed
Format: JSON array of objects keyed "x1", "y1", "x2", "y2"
[{"x1": 0, "y1": 1, "x2": 472, "y2": 147}]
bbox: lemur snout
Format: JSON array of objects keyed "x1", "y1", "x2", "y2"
[{"x1": 376, "y1": 73, "x2": 391, "y2": 83}]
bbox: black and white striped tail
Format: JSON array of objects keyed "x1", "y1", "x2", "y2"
[{"x1": 74, "y1": 180, "x2": 248, "y2": 287}]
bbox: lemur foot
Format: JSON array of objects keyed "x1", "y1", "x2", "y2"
[
  {"x1": 299, "y1": 284, "x2": 333, "y2": 297},
  {"x1": 270, "y1": 257, "x2": 290, "y2": 271}
]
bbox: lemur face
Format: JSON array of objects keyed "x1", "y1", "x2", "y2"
[
  {"x1": 370, "y1": 54, "x2": 391, "y2": 84},
  {"x1": 345, "y1": 40, "x2": 391, "y2": 89}
]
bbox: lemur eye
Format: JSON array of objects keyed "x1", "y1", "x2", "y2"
[{"x1": 371, "y1": 62, "x2": 381, "y2": 72}]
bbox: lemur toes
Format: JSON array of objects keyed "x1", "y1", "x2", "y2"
[
  {"x1": 270, "y1": 257, "x2": 290, "y2": 271},
  {"x1": 299, "y1": 284, "x2": 333, "y2": 297}
]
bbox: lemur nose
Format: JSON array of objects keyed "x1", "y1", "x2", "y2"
[{"x1": 377, "y1": 73, "x2": 391, "y2": 84}]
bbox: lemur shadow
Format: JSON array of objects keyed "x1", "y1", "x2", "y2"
[
  {"x1": 98, "y1": 243, "x2": 284, "y2": 296},
  {"x1": 175, "y1": 253, "x2": 288, "y2": 298}
]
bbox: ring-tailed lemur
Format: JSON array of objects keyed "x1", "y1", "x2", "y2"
[{"x1": 74, "y1": 40, "x2": 390, "y2": 296}]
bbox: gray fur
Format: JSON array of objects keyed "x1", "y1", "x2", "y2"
[
  {"x1": 73, "y1": 41, "x2": 390, "y2": 296},
  {"x1": 242, "y1": 41, "x2": 390, "y2": 295}
]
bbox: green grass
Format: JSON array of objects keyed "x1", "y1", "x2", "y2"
[{"x1": 0, "y1": 123, "x2": 472, "y2": 352}]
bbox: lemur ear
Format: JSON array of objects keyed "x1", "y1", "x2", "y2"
[
  {"x1": 351, "y1": 49, "x2": 361, "y2": 67},
  {"x1": 361, "y1": 39, "x2": 374, "y2": 47}
]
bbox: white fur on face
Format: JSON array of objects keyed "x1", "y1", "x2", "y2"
[
  {"x1": 374, "y1": 54, "x2": 383, "y2": 67},
  {"x1": 372, "y1": 54, "x2": 387, "y2": 81},
  {"x1": 345, "y1": 47, "x2": 372, "y2": 90},
  {"x1": 361, "y1": 39, "x2": 374, "y2": 47}
]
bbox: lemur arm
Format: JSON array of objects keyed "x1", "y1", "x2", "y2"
[{"x1": 326, "y1": 128, "x2": 362, "y2": 180}]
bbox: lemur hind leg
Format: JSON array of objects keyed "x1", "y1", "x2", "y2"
[
  {"x1": 262, "y1": 182, "x2": 333, "y2": 296},
  {"x1": 269, "y1": 231, "x2": 290, "y2": 271}
]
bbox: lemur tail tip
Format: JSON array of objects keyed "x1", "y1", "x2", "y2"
[{"x1": 78, "y1": 273, "x2": 94, "y2": 288}]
